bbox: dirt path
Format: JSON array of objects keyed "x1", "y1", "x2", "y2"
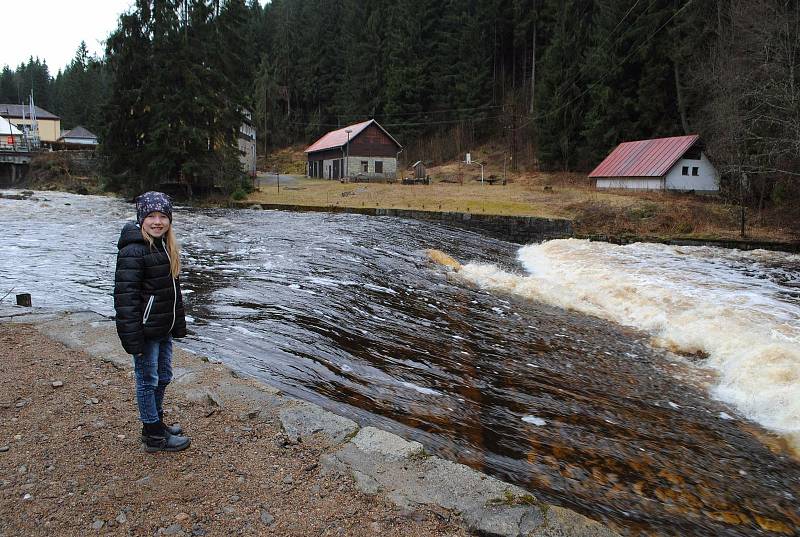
[{"x1": 0, "y1": 323, "x2": 465, "y2": 537}]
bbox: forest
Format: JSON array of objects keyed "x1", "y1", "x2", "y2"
[{"x1": 0, "y1": 0, "x2": 797, "y2": 208}]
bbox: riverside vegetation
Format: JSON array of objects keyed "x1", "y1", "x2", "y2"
[{"x1": 2, "y1": 1, "x2": 797, "y2": 222}]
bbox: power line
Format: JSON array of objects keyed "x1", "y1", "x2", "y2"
[
  {"x1": 333, "y1": 104, "x2": 503, "y2": 119},
  {"x1": 285, "y1": 115, "x2": 504, "y2": 129}
]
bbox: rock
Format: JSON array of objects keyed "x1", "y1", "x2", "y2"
[
  {"x1": 116, "y1": 512, "x2": 127, "y2": 524},
  {"x1": 0, "y1": 446, "x2": 9, "y2": 453},
  {"x1": 222, "y1": 506, "x2": 235, "y2": 515},
  {"x1": 15, "y1": 401, "x2": 26, "y2": 408},
  {"x1": 349, "y1": 427, "x2": 425, "y2": 461},
  {"x1": 352, "y1": 470, "x2": 380, "y2": 495},
  {"x1": 91, "y1": 520, "x2": 104, "y2": 530},
  {"x1": 51, "y1": 381, "x2": 64, "y2": 388},
  {"x1": 162, "y1": 523, "x2": 183, "y2": 535},
  {"x1": 282, "y1": 475, "x2": 293, "y2": 485},
  {"x1": 260, "y1": 511, "x2": 275, "y2": 526},
  {"x1": 90, "y1": 398, "x2": 99, "y2": 404},
  {"x1": 237, "y1": 409, "x2": 261, "y2": 422},
  {"x1": 229, "y1": 495, "x2": 240, "y2": 503},
  {"x1": 13, "y1": 434, "x2": 22, "y2": 441},
  {"x1": 176, "y1": 512, "x2": 190, "y2": 522},
  {"x1": 278, "y1": 401, "x2": 358, "y2": 445},
  {"x1": 17, "y1": 465, "x2": 27, "y2": 474},
  {"x1": 22, "y1": 493, "x2": 32, "y2": 501},
  {"x1": 135, "y1": 475, "x2": 152, "y2": 487}
]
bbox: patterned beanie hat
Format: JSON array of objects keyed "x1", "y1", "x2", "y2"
[{"x1": 136, "y1": 191, "x2": 173, "y2": 225}]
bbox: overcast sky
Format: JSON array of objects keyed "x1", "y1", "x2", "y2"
[{"x1": 3, "y1": 1, "x2": 137, "y2": 72}]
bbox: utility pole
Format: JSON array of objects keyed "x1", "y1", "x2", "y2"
[
  {"x1": 345, "y1": 129, "x2": 352, "y2": 181},
  {"x1": 740, "y1": 171, "x2": 746, "y2": 238}
]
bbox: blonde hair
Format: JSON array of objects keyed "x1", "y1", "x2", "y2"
[{"x1": 141, "y1": 225, "x2": 181, "y2": 278}]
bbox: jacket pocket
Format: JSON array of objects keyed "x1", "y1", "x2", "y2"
[{"x1": 142, "y1": 295, "x2": 155, "y2": 325}]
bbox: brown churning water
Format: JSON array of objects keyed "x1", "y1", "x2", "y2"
[{"x1": 2, "y1": 191, "x2": 799, "y2": 536}]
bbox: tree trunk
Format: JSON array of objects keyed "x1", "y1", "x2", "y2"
[
  {"x1": 530, "y1": 23, "x2": 536, "y2": 114},
  {"x1": 674, "y1": 62, "x2": 689, "y2": 134}
]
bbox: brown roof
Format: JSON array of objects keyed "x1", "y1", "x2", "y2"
[
  {"x1": 588, "y1": 134, "x2": 700, "y2": 178},
  {"x1": 0, "y1": 104, "x2": 59, "y2": 120}
]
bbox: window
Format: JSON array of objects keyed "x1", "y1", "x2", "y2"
[
  {"x1": 682, "y1": 166, "x2": 689, "y2": 176},
  {"x1": 375, "y1": 161, "x2": 383, "y2": 173},
  {"x1": 691, "y1": 167, "x2": 699, "y2": 176},
  {"x1": 361, "y1": 161, "x2": 368, "y2": 173}
]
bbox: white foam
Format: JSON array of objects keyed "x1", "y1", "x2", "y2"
[
  {"x1": 401, "y1": 381, "x2": 442, "y2": 396},
  {"x1": 459, "y1": 238, "x2": 800, "y2": 440},
  {"x1": 522, "y1": 415, "x2": 547, "y2": 426}
]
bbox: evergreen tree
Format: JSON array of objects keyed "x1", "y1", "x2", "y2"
[{"x1": 535, "y1": 0, "x2": 594, "y2": 170}]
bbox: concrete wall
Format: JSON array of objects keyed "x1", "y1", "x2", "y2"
[
  {"x1": 596, "y1": 178, "x2": 663, "y2": 190},
  {"x1": 345, "y1": 156, "x2": 397, "y2": 179},
  {"x1": 665, "y1": 152, "x2": 719, "y2": 192},
  {"x1": 322, "y1": 157, "x2": 343, "y2": 179},
  {"x1": 240, "y1": 202, "x2": 573, "y2": 244}
]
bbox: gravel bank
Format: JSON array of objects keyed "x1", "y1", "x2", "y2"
[{"x1": 0, "y1": 306, "x2": 619, "y2": 537}]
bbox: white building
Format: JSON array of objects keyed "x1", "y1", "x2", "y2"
[
  {"x1": 57, "y1": 126, "x2": 99, "y2": 146},
  {"x1": 589, "y1": 134, "x2": 719, "y2": 193}
]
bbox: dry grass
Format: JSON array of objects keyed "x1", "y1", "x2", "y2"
[
  {"x1": 258, "y1": 145, "x2": 307, "y2": 175},
  {"x1": 251, "y1": 149, "x2": 799, "y2": 243}
]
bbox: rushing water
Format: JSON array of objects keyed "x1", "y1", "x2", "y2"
[{"x1": 2, "y1": 191, "x2": 799, "y2": 537}]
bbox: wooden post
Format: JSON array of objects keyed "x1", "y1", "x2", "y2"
[{"x1": 16, "y1": 293, "x2": 31, "y2": 307}]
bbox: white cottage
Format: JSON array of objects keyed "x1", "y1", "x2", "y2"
[
  {"x1": 589, "y1": 134, "x2": 719, "y2": 193},
  {"x1": 57, "y1": 126, "x2": 99, "y2": 146}
]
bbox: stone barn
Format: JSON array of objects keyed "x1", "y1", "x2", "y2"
[{"x1": 305, "y1": 119, "x2": 402, "y2": 181}]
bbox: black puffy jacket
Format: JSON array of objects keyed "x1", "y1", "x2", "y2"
[{"x1": 113, "y1": 222, "x2": 187, "y2": 355}]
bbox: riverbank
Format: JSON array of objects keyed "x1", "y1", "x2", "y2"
[
  {"x1": 245, "y1": 175, "x2": 800, "y2": 247},
  {"x1": 0, "y1": 306, "x2": 619, "y2": 537}
]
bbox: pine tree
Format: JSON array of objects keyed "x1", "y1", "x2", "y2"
[{"x1": 535, "y1": 0, "x2": 594, "y2": 170}]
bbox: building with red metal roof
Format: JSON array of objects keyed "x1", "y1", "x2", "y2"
[
  {"x1": 589, "y1": 134, "x2": 719, "y2": 193},
  {"x1": 305, "y1": 119, "x2": 402, "y2": 181}
]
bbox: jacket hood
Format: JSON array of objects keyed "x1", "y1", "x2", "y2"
[{"x1": 117, "y1": 221, "x2": 162, "y2": 250}]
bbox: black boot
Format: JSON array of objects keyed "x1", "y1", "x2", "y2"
[
  {"x1": 141, "y1": 422, "x2": 191, "y2": 452},
  {"x1": 158, "y1": 412, "x2": 184, "y2": 436}
]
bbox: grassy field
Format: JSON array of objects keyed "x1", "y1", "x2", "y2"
[{"x1": 248, "y1": 154, "x2": 799, "y2": 243}]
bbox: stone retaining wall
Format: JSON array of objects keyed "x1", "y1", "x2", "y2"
[{"x1": 235, "y1": 202, "x2": 574, "y2": 244}]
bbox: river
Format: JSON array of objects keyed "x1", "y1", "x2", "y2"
[{"x1": 1, "y1": 191, "x2": 799, "y2": 536}]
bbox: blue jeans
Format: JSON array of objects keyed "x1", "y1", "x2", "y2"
[{"x1": 132, "y1": 336, "x2": 173, "y2": 424}]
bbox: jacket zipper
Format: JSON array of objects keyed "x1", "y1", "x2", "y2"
[
  {"x1": 163, "y1": 241, "x2": 177, "y2": 333},
  {"x1": 142, "y1": 295, "x2": 155, "y2": 324}
]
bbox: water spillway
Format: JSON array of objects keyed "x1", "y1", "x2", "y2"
[{"x1": 2, "y1": 191, "x2": 799, "y2": 536}]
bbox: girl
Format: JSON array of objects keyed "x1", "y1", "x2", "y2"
[{"x1": 114, "y1": 191, "x2": 191, "y2": 452}]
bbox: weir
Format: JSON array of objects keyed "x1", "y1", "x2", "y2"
[{"x1": 3, "y1": 191, "x2": 800, "y2": 536}]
